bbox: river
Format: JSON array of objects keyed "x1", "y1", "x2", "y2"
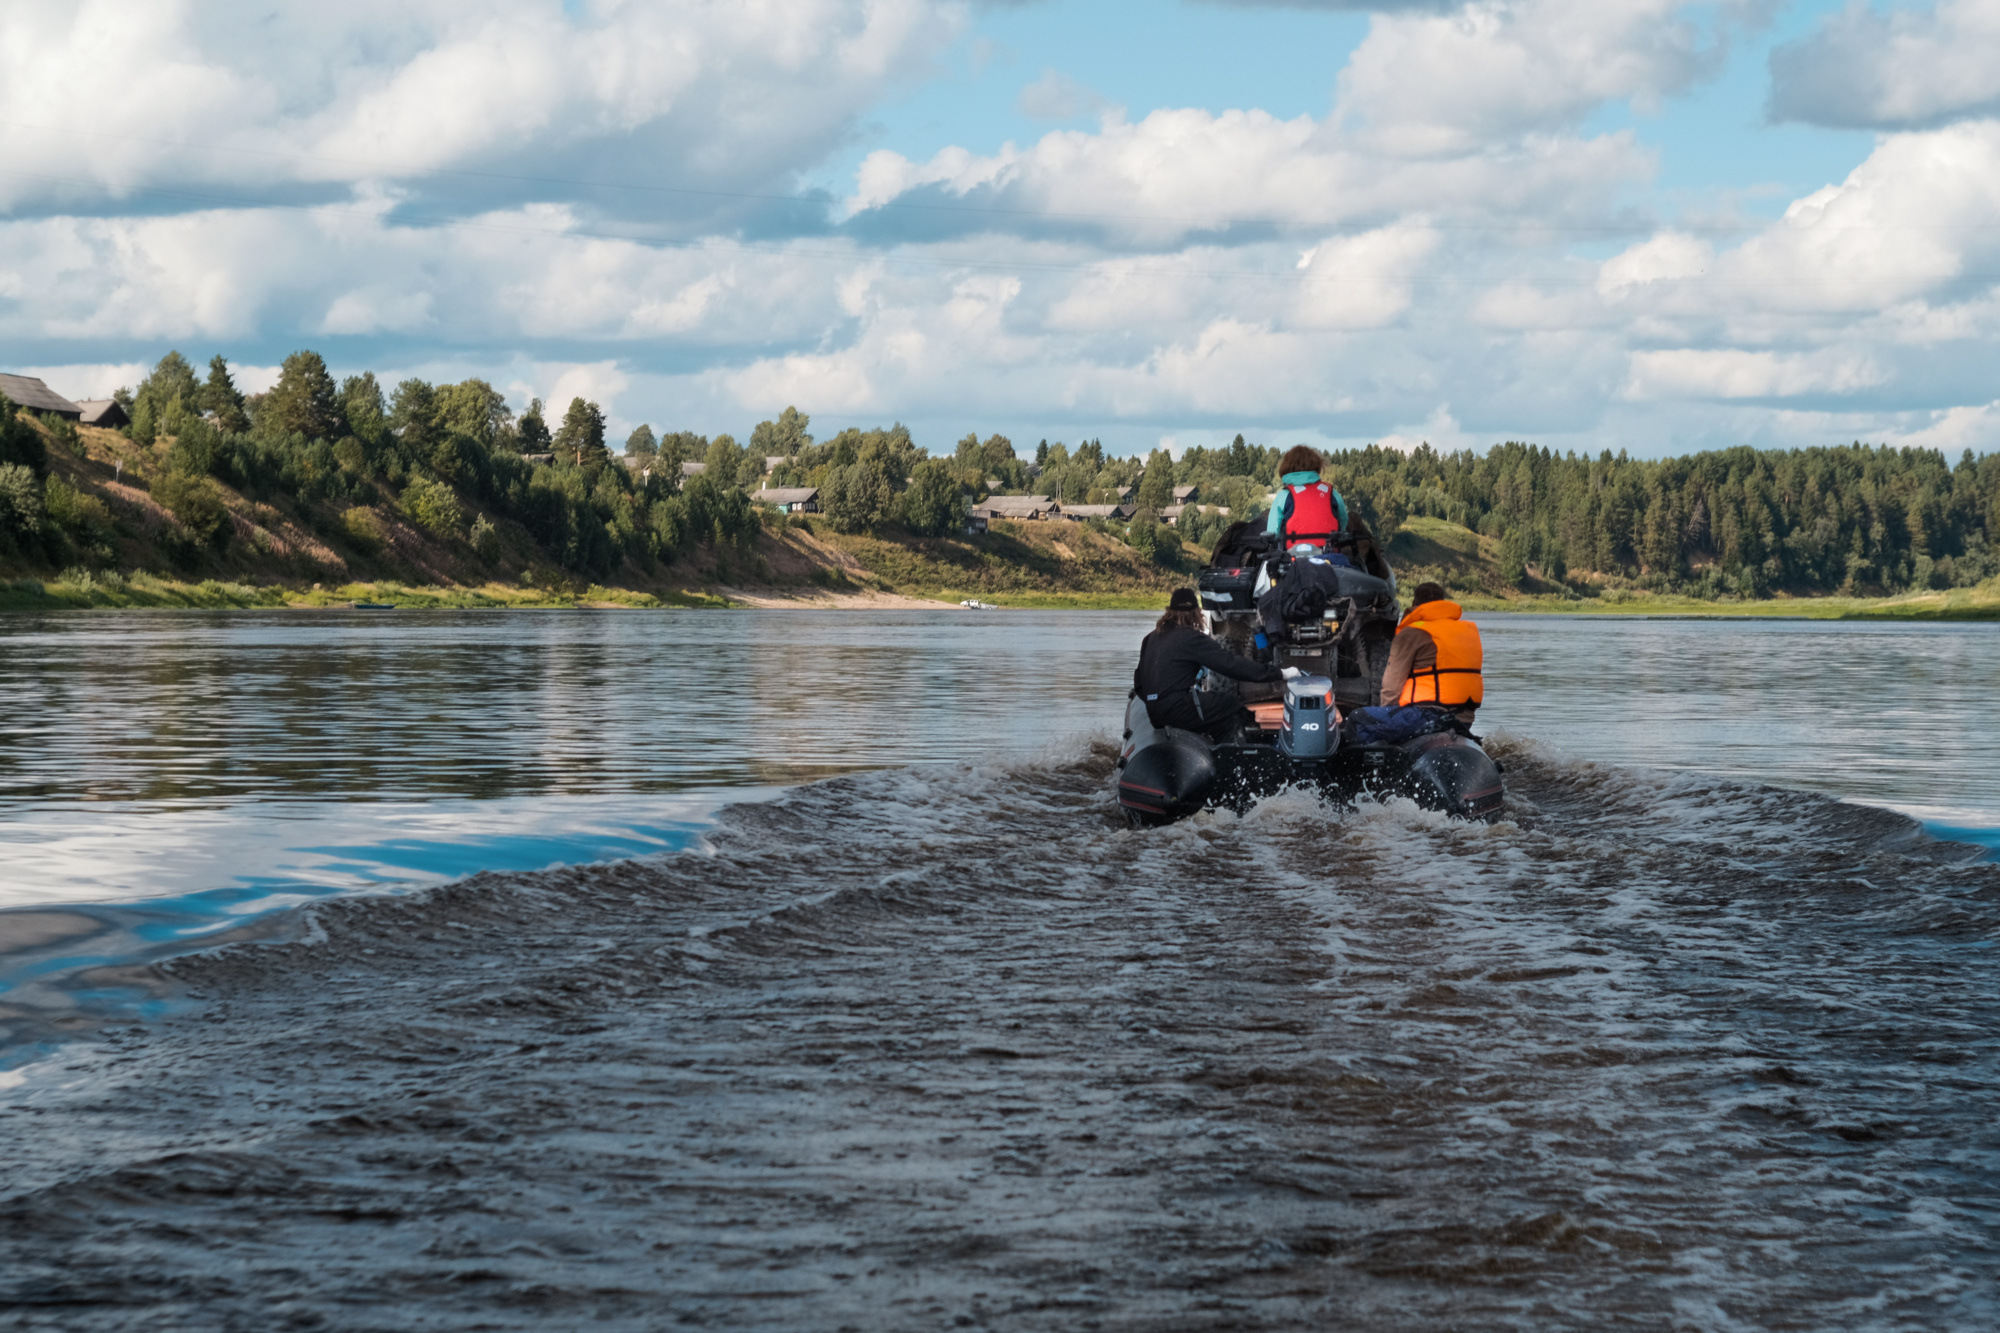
[{"x1": 1, "y1": 609, "x2": 1996, "y2": 1329}]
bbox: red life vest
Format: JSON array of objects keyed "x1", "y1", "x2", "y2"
[{"x1": 1282, "y1": 482, "x2": 1339, "y2": 545}]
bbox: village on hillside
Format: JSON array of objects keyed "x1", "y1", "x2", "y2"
[{"x1": 5, "y1": 352, "x2": 1998, "y2": 614}]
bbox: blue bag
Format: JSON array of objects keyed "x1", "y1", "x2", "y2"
[{"x1": 1349, "y1": 704, "x2": 1455, "y2": 746}]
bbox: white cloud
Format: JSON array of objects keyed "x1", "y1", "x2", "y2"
[
  {"x1": 1289, "y1": 224, "x2": 1439, "y2": 329},
  {"x1": 0, "y1": 0, "x2": 963, "y2": 222},
  {"x1": 1624, "y1": 348, "x2": 1886, "y2": 400},
  {"x1": 1335, "y1": 0, "x2": 1720, "y2": 156},
  {"x1": 1598, "y1": 232, "x2": 1711, "y2": 296},
  {"x1": 1891, "y1": 399, "x2": 2000, "y2": 452},
  {"x1": 11, "y1": 362, "x2": 150, "y2": 400},
  {"x1": 1017, "y1": 69, "x2": 1109, "y2": 121},
  {"x1": 4, "y1": 0, "x2": 1997, "y2": 462},
  {"x1": 321, "y1": 288, "x2": 435, "y2": 335},
  {"x1": 1769, "y1": 0, "x2": 2000, "y2": 129},
  {"x1": 539, "y1": 362, "x2": 632, "y2": 425},
  {"x1": 847, "y1": 106, "x2": 1651, "y2": 244},
  {"x1": 1374, "y1": 404, "x2": 1475, "y2": 453}
]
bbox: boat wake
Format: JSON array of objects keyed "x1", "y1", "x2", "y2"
[{"x1": 2, "y1": 739, "x2": 1996, "y2": 1329}]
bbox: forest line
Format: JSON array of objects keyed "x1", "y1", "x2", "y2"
[{"x1": 2, "y1": 347, "x2": 1996, "y2": 600}]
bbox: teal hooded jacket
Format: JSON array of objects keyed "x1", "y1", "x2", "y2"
[{"x1": 1265, "y1": 470, "x2": 1349, "y2": 537}]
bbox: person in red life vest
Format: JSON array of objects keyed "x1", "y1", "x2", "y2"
[
  {"x1": 1263, "y1": 445, "x2": 1351, "y2": 563},
  {"x1": 1377, "y1": 582, "x2": 1484, "y2": 723}
]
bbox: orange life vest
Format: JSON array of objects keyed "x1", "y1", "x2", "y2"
[
  {"x1": 1396, "y1": 600, "x2": 1483, "y2": 708},
  {"x1": 1282, "y1": 481, "x2": 1339, "y2": 546}
]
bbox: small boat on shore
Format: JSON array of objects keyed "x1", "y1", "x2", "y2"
[
  {"x1": 959, "y1": 599, "x2": 998, "y2": 609},
  {"x1": 1116, "y1": 523, "x2": 1504, "y2": 826}
]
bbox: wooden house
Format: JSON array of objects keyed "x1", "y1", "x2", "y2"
[
  {"x1": 979, "y1": 495, "x2": 1060, "y2": 520},
  {"x1": 0, "y1": 374, "x2": 81, "y2": 420},
  {"x1": 752, "y1": 486, "x2": 820, "y2": 514},
  {"x1": 74, "y1": 399, "x2": 130, "y2": 429}
]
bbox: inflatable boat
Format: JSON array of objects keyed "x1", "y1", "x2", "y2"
[{"x1": 1116, "y1": 523, "x2": 1505, "y2": 826}]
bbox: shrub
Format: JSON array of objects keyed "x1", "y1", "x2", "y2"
[
  {"x1": 44, "y1": 475, "x2": 112, "y2": 540},
  {"x1": 0, "y1": 395, "x2": 48, "y2": 474},
  {"x1": 401, "y1": 476, "x2": 464, "y2": 536},
  {"x1": 42, "y1": 413, "x2": 83, "y2": 456},
  {"x1": 470, "y1": 514, "x2": 501, "y2": 560},
  {"x1": 1127, "y1": 513, "x2": 1163, "y2": 563},
  {"x1": 0, "y1": 463, "x2": 44, "y2": 550},
  {"x1": 165, "y1": 417, "x2": 223, "y2": 477},
  {"x1": 342, "y1": 506, "x2": 385, "y2": 553},
  {"x1": 153, "y1": 471, "x2": 230, "y2": 549},
  {"x1": 333, "y1": 436, "x2": 369, "y2": 476}
]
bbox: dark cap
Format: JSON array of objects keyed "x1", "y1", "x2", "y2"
[{"x1": 1168, "y1": 587, "x2": 1200, "y2": 611}]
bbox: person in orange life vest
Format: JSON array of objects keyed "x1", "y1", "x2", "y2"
[
  {"x1": 1264, "y1": 445, "x2": 1351, "y2": 565},
  {"x1": 1377, "y1": 582, "x2": 1484, "y2": 723}
]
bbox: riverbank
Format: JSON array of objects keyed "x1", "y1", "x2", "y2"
[{"x1": 7, "y1": 568, "x2": 1997, "y2": 617}]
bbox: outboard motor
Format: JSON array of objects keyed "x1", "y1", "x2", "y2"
[{"x1": 1276, "y1": 673, "x2": 1337, "y2": 761}]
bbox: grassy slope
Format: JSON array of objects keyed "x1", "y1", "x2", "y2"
[
  {"x1": 0, "y1": 417, "x2": 1195, "y2": 610},
  {"x1": 801, "y1": 517, "x2": 1191, "y2": 607}
]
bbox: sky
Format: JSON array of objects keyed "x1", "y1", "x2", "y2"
[{"x1": 5, "y1": 0, "x2": 2000, "y2": 461}]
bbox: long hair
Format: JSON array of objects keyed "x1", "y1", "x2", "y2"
[
  {"x1": 1154, "y1": 588, "x2": 1204, "y2": 634},
  {"x1": 1278, "y1": 445, "x2": 1323, "y2": 477}
]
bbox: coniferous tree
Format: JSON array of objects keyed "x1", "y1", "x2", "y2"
[
  {"x1": 340, "y1": 374, "x2": 387, "y2": 447},
  {"x1": 554, "y1": 398, "x2": 608, "y2": 469},
  {"x1": 262, "y1": 351, "x2": 341, "y2": 442},
  {"x1": 518, "y1": 399, "x2": 552, "y2": 453},
  {"x1": 200, "y1": 356, "x2": 248, "y2": 433}
]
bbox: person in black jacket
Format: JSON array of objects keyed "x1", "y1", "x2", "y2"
[{"x1": 1134, "y1": 588, "x2": 1287, "y2": 740}]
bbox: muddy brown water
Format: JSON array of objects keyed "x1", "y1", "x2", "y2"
[{"x1": 2, "y1": 611, "x2": 1998, "y2": 1329}]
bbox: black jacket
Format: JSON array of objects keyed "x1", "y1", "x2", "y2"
[{"x1": 1134, "y1": 626, "x2": 1282, "y2": 730}]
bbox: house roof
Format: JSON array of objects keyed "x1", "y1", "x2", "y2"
[
  {"x1": 1060, "y1": 504, "x2": 1133, "y2": 519},
  {"x1": 763, "y1": 455, "x2": 788, "y2": 469},
  {"x1": 0, "y1": 373, "x2": 81, "y2": 418},
  {"x1": 681, "y1": 461, "x2": 706, "y2": 476},
  {"x1": 752, "y1": 487, "x2": 819, "y2": 504},
  {"x1": 980, "y1": 495, "x2": 1058, "y2": 516},
  {"x1": 1172, "y1": 484, "x2": 1200, "y2": 501},
  {"x1": 74, "y1": 399, "x2": 129, "y2": 427}
]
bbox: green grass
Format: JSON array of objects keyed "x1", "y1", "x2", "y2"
[
  {"x1": 1442, "y1": 576, "x2": 2000, "y2": 619},
  {"x1": 0, "y1": 571, "x2": 285, "y2": 610},
  {"x1": 0, "y1": 574, "x2": 735, "y2": 612}
]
